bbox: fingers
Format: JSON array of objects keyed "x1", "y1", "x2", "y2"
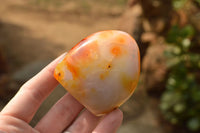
[
  {"x1": 92, "y1": 109, "x2": 123, "y2": 133},
  {"x1": 1, "y1": 53, "x2": 66, "y2": 123},
  {"x1": 35, "y1": 93, "x2": 84, "y2": 133},
  {"x1": 65, "y1": 110, "x2": 102, "y2": 133},
  {"x1": 0, "y1": 114, "x2": 39, "y2": 133}
]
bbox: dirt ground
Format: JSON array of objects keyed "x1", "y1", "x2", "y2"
[
  {"x1": 0, "y1": 0, "x2": 124, "y2": 71},
  {"x1": 0, "y1": 0, "x2": 164, "y2": 133}
]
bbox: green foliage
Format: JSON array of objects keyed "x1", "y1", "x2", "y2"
[
  {"x1": 172, "y1": 0, "x2": 200, "y2": 9},
  {"x1": 160, "y1": 25, "x2": 200, "y2": 131},
  {"x1": 172, "y1": 0, "x2": 187, "y2": 9}
]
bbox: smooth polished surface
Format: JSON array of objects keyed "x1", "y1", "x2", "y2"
[{"x1": 54, "y1": 30, "x2": 140, "y2": 116}]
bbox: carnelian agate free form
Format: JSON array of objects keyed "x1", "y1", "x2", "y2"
[{"x1": 54, "y1": 30, "x2": 140, "y2": 116}]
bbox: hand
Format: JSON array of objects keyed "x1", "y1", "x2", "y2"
[{"x1": 0, "y1": 53, "x2": 123, "y2": 133}]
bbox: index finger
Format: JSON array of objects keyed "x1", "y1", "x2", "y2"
[{"x1": 1, "y1": 53, "x2": 66, "y2": 123}]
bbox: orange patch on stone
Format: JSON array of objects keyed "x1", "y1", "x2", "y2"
[
  {"x1": 79, "y1": 41, "x2": 98, "y2": 59},
  {"x1": 64, "y1": 58, "x2": 80, "y2": 80},
  {"x1": 70, "y1": 41, "x2": 99, "y2": 65},
  {"x1": 100, "y1": 63, "x2": 112, "y2": 80},
  {"x1": 64, "y1": 79, "x2": 86, "y2": 99},
  {"x1": 100, "y1": 73, "x2": 105, "y2": 80},
  {"x1": 64, "y1": 41, "x2": 99, "y2": 79},
  {"x1": 116, "y1": 35, "x2": 126, "y2": 44},
  {"x1": 54, "y1": 69, "x2": 60, "y2": 81},
  {"x1": 54, "y1": 62, "x2": 65, "y2": 81},
  {"x1": 100, "y1": 70, "x2": 109, "y2": 80},
  {"x1": 111, "y1": 46, "x2": 122, "y2": 56},
  {"x1": 99, "y1": 31, "x2": 113, "y2": 39}
]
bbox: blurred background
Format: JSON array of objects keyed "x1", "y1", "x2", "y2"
[{"x1": 0, "y1": 0, "x2": 200, "y2": 132}]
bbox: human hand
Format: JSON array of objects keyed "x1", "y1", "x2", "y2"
[{"x1": 0, "y1": 53, "x2": 123, "y2": 133}]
